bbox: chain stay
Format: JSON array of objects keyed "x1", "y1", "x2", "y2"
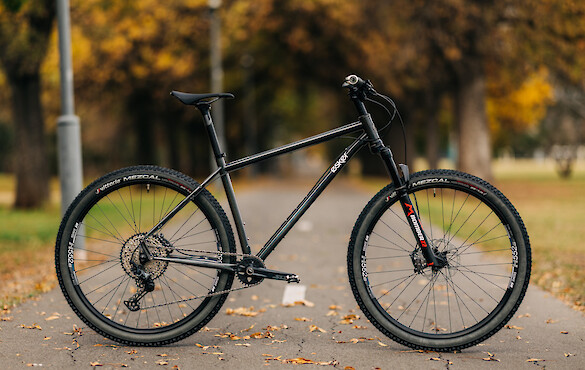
[{"x1": 133, "y1": 248, "x2": 263, "y2": 310}]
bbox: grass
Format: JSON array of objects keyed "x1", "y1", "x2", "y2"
[
  {"x1": 493, "y1": 159, "x2": 585, "y2": 311},
  {"x1": 0, "y1": 159, "x2": 584, "y2": 313},
  {"x1": 361, "y1": 158, "x2": 585, "y2": 312},
  {"x1": 0, "y1": 195, "x2": 61, "y2": 309}
]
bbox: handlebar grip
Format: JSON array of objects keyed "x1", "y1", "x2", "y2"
[{"x1": 343, "y1": 74, "x2": 366, "y2": 88}]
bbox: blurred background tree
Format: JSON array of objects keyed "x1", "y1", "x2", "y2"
[
  {"x1": 1, "y1": 0, "x2": 585, "y2": 208},
  {"x1": 0, "y1": 0, "x2": 54, "y2": 208}
]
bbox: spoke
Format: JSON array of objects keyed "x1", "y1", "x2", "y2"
[
  {"x1": 445, "y1": 192, "x2": 470, "y2": 244},
  {"x1": 116, "y1": 187, "x2": 138, "y2": 232},
  {"x1": 447, "y1": 199, "x2": 483, "y2": 246},
  {"x1": 170, "y1": 215, "x2": 207, "y2": 244},
  {"x1": 95, "y1": 202, "x2": 126, "y2": 242},
  {"x1": 449, "y1": 265, "x2": 509, "y2": 291},
  {"x1": 85, "y1": 212, "x2": 125, "y2": 244},
  {"x1": 112, "y1": 276, "x2": 132, "y2": 323},
  {"x1": 78, "y1": 233, "x2": 123, "y2": 246},
  {"x1": 374, "y1": 273, "x2": 418, "y2": 300},
  {"x1": 396, "y1": 275, "x2": 436, "y2": 321},
  {"x1": 444, "y1": 268, "x2": 476, "y2": 325},
  {"x1": 374, "y1": 223, "x2": 412, "y2": 252},
  {"x1": 169, "y1": 264, "x2": 214, "y2": 291},
  {"x1": 368, "y1": 243, "x2": 411, "y2": 253},
  {"x1": 101, "y1": 275, "x2": 130, "y2": 315},
  {"x1": 78, "y1": 262, "x2": 121, "y2": 286},
  {"x1": 75, "y1": 259, "x2": 118, "y2": 273},
  {"x1": 83, "y1": 272, "x2": 125, "y2": 296},
  {"x1": 106, "y1": 193, "x2": 137, "y2": 234},
  {"x1": 169, "y1": 207, "x2": 203, "y2": 241},
  {"x1": 453, "y1": 210, "x2": 495, "y2": 255}
]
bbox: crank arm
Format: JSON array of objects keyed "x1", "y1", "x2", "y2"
[{"x1": 246, "y1": 266, "x2": 300, "y2": 283}]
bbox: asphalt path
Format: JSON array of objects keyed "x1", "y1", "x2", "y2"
[{"x1": 1, "y1": 179, "x2": 583, "y2": 369}]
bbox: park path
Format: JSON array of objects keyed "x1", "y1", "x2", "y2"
[{"x1": 0, "y1": 179, "x2": 583, "y2": 369}]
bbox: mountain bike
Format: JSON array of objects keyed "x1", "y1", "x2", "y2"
[{"x1": 55, "y1": 75, "x2": 531, "y2": 351}]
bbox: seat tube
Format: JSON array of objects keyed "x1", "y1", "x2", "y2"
[{"x1": 200, "y1": 106, "x2": 252, "y2": 254}]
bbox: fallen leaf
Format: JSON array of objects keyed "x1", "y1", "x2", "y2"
[
  {"x1": 565, "y1": 353, "x2": 574, "y2": 357},
  {"x1": 309, "y1": 325, "x2": 327, "y2": 333},
  {"x1": 329, "y1": 305, "x2": 342, "y2": 310},
  {"x1": 43, "y1": 336, "x2": 51, "y2": 340},
  {"x1": 504, "y1": 325, "x2": 523, "y2": 330},
  {"x1": 156, "y1": 360, "x2": 169, "y2": 365},
  {"x1": 560, "y1": 331, "x2": 569, "y2": 334},
  {"x1": 326, "y1": 310, "x2": 338, "y2": 317},
  {"x1": 482, "y1": 357, "x2": 500, "y2": 362},
  {"x1": 377, "y1": 341, "x2": 388, "y2": 347},
  {"x1": 294, "y1": 317, "x2": 312, "y2": 322},
  {"x1": 90, "y1": 361, "x2": 102, "y2": 366},
  {"x1": 429, "y1": 357, "x2": 441, "y2": 361},
  {"x1": 20, "y1": 324, "x2": 42, "y2": 330},
  {"x1": 344, "y1": 367, "x2": 356, "y2": 370},
  {"x1": 545, "y1": 318, "x2": 558, "y2": 324},
  {"x1": 158, "y1": 354, "x2": 168, "y2": 357},
  {"x1": 352, "y1": 325, "x2": 367, "y2": 329},
  {"x1": 282, "y1": 358, "x2": 337, "y2": 366},
  {"x1": 517, "y1": 313, "x2": 531, "y2": 318},
  {"x1": 226, "y1": 307, "x2": 259, "y2": 317},
  {"x1": 526, "y1": 358, "x2": 545, "y2": 362}
]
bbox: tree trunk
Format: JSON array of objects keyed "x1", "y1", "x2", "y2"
[
  {"x1": 8, "y1": 72, "x2": 50, "y2": 208},
  {"x1": 455, "y1": 64, "x2": 493, "y2": 181},
  {"x1": 425, "y1": 91, "x2": 440, "y2": 169}
]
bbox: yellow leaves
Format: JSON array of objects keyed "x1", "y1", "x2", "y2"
[
  {"x1": 20, "y1": 323, "x2": 42, "y2": 330},
  {"x1": 309, "y1": 325, "x2": 327, "y2": 333},
  {"x1": 281, "y1": 357, "x2": 338, "y2": 366},
  {"x1": 487, "y1": 67, "x2": 553, "y2": 134},
  {"x1": 504, "y1": 325, "x2": 524, "y2": 330},
  {"x1": 225, "y1": 306, "x2": 263, "y2": 317},
  {"x1": 339, "y1": 314, "x2": 359, "y2": 325}
]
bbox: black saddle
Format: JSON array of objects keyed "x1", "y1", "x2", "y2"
[{"x1": 170, "y1": 91, "x2": 234, "y2": 106}]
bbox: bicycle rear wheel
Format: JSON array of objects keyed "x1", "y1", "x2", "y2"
[
  {"x1": 348, "y1": 170, "x2": 531, "y2": 351},
  {"x1": 55, "y1": 166, "x2": 235, "y2": 346}
]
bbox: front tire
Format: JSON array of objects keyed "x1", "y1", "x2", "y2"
[
  {"x1": 55, "y1": 166, "x2": 236, "y2": 346},
  {"x1": 348, "y1": 170, "x2": 531, "y2": 351}
]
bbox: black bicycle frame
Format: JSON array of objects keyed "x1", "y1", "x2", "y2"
[{"x1": 144, "y1": 94, "x2": 444, "y2": 268}]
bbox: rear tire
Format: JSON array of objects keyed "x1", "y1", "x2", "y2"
[
  {"x1": 348, "y1": 170, "x2": 531, "y2": 351},
  {"x1": 55, "y1": 166, "x2": 236, "y2": 346}
]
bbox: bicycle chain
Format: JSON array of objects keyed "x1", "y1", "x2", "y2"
[{"x1": 132, "y1": 247, "x2": 264, "y2": 310}]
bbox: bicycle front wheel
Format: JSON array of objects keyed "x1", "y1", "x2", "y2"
[
  {"x1": 348, "y1": 170, "x2": 531, "y2": 351},
  {"x1": 55, "y1": 166, "x2": 236, "y2": 346}
]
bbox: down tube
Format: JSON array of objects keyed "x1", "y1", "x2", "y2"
[{"x1": 256, "y1": 134, "x2": 368, "y2": 261}]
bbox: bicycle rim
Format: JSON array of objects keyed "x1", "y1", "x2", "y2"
[
  {"x1": 351, "y1": 171, "x2": 530, "y2": 350},
  {"x1": 59, "y1": 170, "x2": 233, "y2": 336}
]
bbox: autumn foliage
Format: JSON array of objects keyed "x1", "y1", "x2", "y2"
[{"x1": 1, "y1": 0, "x2": 585, "y2": 195}]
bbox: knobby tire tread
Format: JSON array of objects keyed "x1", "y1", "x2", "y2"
[{"x1": 347, "y1": 169, "x2": 531, "y2": 352}]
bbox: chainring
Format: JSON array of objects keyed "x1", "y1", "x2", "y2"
[{"x1": 236, "y1": 256, "x2": 266, "y2": 285}]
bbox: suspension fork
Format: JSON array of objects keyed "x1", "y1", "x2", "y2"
[{"x1": 355, "y1": 106, "x2": 445, "y2": 268}]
